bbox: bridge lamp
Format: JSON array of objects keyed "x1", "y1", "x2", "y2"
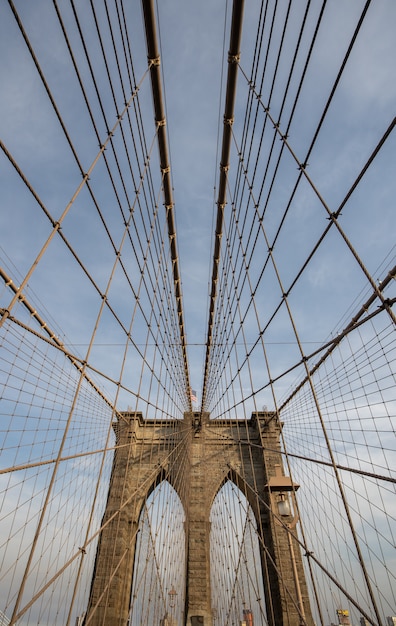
[
  {"x1": 168, "y1": 585, "x2": 178, "y2": 625},
  {"x1": 277, "y1": 492, "x2": 291, "y2": 517},
  {"x1": 265, "y1": 464, "x2": 300, "y2": 522},
  {"x1": 168, "y1": 585, "x2": 177, "y2": 609},
  {"x1": 265, "y1": 464, "x2": 306, "y2": 625}
]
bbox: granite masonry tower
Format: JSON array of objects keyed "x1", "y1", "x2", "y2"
[{"x1": 85, "y1": 411, "x2": 314, "y2": 626}]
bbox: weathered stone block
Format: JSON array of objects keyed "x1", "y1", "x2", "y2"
[{"x1": 85, "y1": 411, "x2": 314, "y2": 626}]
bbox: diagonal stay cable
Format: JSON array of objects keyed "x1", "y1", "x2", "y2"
[
  {"x1": 202, "y1": 0, "x2": 245, "y2": 412},
  {"x1": 0, "y1": 65, "x2": 148, "y2": 328},
  {"x1": 0, "y1": 143, "x2": 179, "y2": 412},
  {"x1": 205, "y1": 111, "x2": 396, "y2": 417},
  {"x1": 141, "y1": 0, "x2": 191, "y2": 408}
]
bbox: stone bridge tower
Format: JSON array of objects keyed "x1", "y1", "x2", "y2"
[{"x1": 85, "y1": 411, "x2": 314, "y2": 626}]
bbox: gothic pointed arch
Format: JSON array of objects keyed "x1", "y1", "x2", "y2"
[{"x1": 129, "y1": 479, "x2": 186, "y2": 626}]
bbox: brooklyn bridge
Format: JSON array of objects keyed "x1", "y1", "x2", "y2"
[{"x1": 0, "y1": 1, "x2": 395, "y2": 625}]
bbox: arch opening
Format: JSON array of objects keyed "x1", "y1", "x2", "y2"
[
  {"x1": 129, "y1": 480, "x2": 186, "y2": 626},
  {"x1": 210, "y1": 480, "x2": 267, "y2": 626}
]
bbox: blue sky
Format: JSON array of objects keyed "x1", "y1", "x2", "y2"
[
  {"x1": 0, "y1": 2, "x2": 395, "y2": 624},
  {"x1": 1, "y1": 1, "x2": 395, "y2": 413}
]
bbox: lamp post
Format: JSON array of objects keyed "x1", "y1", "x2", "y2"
[
  {"x1": 168, "y1": 585, "x2": 177, "y2": 626},
  {"x1": 265, "y1": 464, "x2": 306, "y2": 626}
]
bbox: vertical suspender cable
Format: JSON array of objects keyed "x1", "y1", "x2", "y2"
[
  {"x1": 141, "y1": 0, "x2": 191, "y2": 410},
  {"x1": 201, "y1": 0, "x2": 245, "y2": 412}
]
